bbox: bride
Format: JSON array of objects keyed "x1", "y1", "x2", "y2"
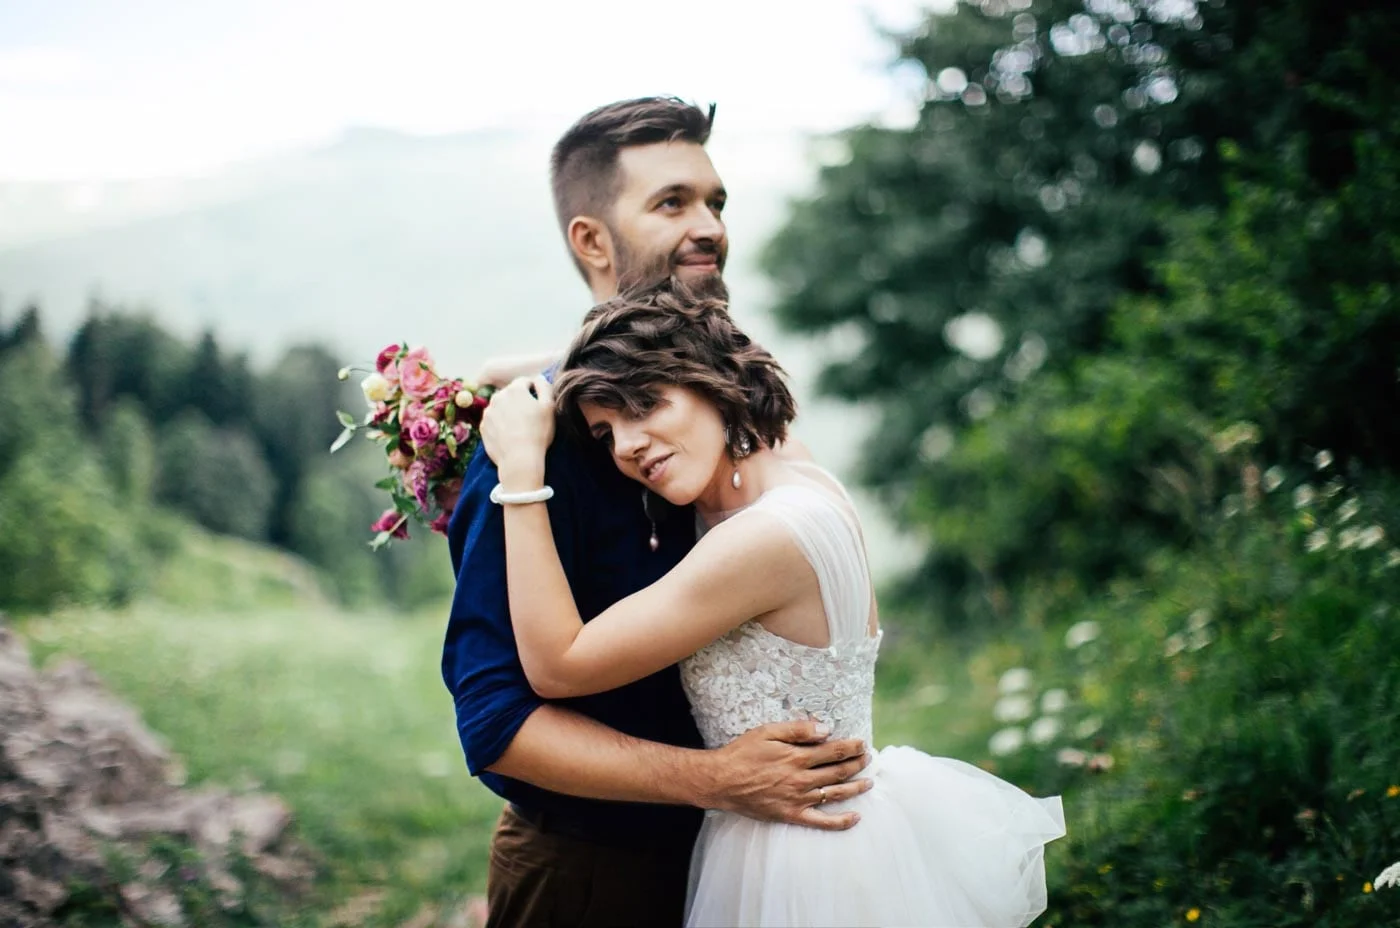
[{"x1": 479, "y1": 280, "x2": 1066, "y2": 927}]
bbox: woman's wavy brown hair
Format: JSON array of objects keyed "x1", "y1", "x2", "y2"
[{"x1": 554, "y1": 278, "x2": 796, "y2": 457}]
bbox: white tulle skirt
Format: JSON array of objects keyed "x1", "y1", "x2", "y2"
[{"x1": 685, "y1": 746, "x2": 1067, "y2": 928}]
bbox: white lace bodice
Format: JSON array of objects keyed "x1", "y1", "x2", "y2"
[{"x1": 680, "y1": 483, "x2": 882, "y2": 748}]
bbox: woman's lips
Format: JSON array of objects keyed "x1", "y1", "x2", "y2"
[{"x1": 643, "y1": 454, "x2": 673, "y2": 483}]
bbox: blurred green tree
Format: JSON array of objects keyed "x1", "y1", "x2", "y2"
[
  {"x1": 155, "y1": 411, "x2": 276, "y2": 540},
  {"x1": 765, "y1": 0, "x2": 1400, "y2": 628}
]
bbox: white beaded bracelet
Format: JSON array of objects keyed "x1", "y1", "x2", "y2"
[{"x1": 489, "y1": 484, "x2": 555, "y2": 506}]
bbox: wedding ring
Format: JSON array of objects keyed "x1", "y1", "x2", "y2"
[{"x1": 817, "y1": 786, "x2": 828, "y2": 805}]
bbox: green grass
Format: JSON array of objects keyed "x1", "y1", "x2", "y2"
[
  {"x1": 5, "y1": 521, "x2": 1014, "y2": 925},
  {"x1": 16, "y1": 528, "x2": 502, "y2": 927}
]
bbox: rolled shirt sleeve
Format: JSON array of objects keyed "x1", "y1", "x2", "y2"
[{"x1": 441, "y1": 442, "x2": 578, "y2": 777}]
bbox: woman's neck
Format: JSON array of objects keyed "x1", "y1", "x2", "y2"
[{"x1": 693, "y1": 449, "x2": 787, "y2": 527}]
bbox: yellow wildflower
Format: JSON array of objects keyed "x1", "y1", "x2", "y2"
[
  {"x1": 1186, "y1": 908, "x2": 1201, "y2": 922},
  {"x1": 1387, "y1": 784, "x2": 1400, "y2": 798},
  {"x1": 1364, "y1": 882, "x2": 1373, "y2": 893}
]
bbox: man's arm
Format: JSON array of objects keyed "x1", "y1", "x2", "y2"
[
  {"x1": 443, "y1": 445, "x2": 870, "y2": 829},
  {"x1": 489, "y1": 707, "x2": 871, "y2": 829}
]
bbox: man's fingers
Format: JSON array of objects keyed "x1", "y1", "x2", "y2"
[
  {"x1": 810, "y1": 779, "x2": 872, "y2": 806},
  {"x1": 791, "y1": 808, "x2": 861, "y2": 831},
  {"x1": 800, "y1": 737, "x2": 866, "y2": 768},
  {"x1": 803, "y1": 756, "x2": 868, "y2": 791},
  {"x1": 754, "y1": 719, "x2": 831, "y2": 745}
]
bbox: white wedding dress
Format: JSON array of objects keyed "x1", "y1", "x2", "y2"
[{"x1": 680, "y1": 480, "x2": 1066, "y2": 928}]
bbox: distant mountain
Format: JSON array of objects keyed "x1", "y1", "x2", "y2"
[{"x1": 0, "y1": 127, "x2": 920, "y2": 575}]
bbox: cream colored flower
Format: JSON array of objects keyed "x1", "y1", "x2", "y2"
[
  {"x1": 988, "y1": 727, "x2": 1025, "y2": 756},
  {"x1": 998, "y1": 667, "x2": 1033, "y2": 694},
  {"x1": 361, "y1": 372, "x2": 393, "y2": 404},
  {"x1": 1029, "y1": 716, "x2": 1062, "y2": 745},
  {"x1": 1065, "y1": 620, "x2": 1101, "y2": 650},
  {"x1": 994, "y1": 695, "x2": 1034, "y2": 723},
  {"x1": 1375, "y1": 861, "x2": 1400, "y2": 890}
]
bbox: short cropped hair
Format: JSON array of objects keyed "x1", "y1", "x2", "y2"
[{"x1": 550, "y1": 98, "x2": 715, "y2": 277}]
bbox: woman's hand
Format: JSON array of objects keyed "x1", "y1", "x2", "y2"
[
  {"x1": 474, "y1": 351, "x2": 561, "y2": 389},
  {"x1": 480, "y1": 375, "x2": 556, "y2": 489}
]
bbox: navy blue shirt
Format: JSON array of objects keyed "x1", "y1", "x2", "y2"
[{"x1": 442, "y1": 426, "x2": 705, "y2": 846}]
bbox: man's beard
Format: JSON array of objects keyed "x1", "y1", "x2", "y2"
[{"x1": 614, "y1": 233, "x2": 729, "y2": 302}]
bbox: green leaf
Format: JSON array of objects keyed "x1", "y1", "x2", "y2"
[
  {"x1": 374, "y1": 476, "x2": 399, "y2": 491},
  {"x1": 336, "y1": 410, "x2": 357, "y2": 428},
  {"x1": 329, "y1": 427, "x2": 354, "y2": 454}
]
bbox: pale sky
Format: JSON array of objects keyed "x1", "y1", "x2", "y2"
[{"x1": 0, "y1": 0, "x2": 940, "y2": 181}]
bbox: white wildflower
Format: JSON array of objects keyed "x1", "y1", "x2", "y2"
[
  {"x1": 1041, "y1": 688, "x2": 1070, "y2": 714},
  {"x1": 1304, "y1": 530, "x2": 1329, "y2": 553},
  {"x1": 1029, "y1": 716, "x2": 1063, "y2": 745},
  {"x1": 1358, "y1": 525, "x2": 1385, "y2": 550},
  {"x1": 1164, "y1": 633, "x2": 1187, "y2": 658},
  {"x1": 1293, "y1": 485, "x2": 1315, "y2": 509},
  {"x1": 1315, "y1": 449, "x2": 1333, "y2": 470},
  {"x1": 1263, "y1": 466, "x2": 1285, "y2": 493},
  {"x1": 1387, "y1": 550, "x2": 1400, "y2": 569},
  {"x1": 1322, "y1": 477, "x2": 1344, "y2": 499},
  {"x1": 989, "y1": 727, "x2": 1026, "y2": 756},
  {"x1": 1338, "y1": 527, "x2": 1362, "y2": 550},
  {"x1": 1075, "y1": 716, "x2": 1104, "y2": 739},
  {"x1": 1188, "y1": 609, "x2": 1212, "y2": 632},
  {"x1": 1377, "y1": 861, "x2": 1400, "y2": 890},
  {"x1": 1188, "y1": 626, "x2": 1214, "y2": 651},
  {"x1": 998, "y1": 667, "x2": 1034, "y2": 694},
  {"x1": 994, "y1": 695, "x2": 1034, "y2": 723},
  {"x1": 1056, "y1": 747, "x2": 1088, "y2": 767},
  {"x1": 1064, "y1": 620, "x2": 1101, "y2": 650},
  {"x1": 1337, "y1": 497, "x2": 1361, "y2": 523}
]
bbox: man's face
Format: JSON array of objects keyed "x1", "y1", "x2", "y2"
[{"x1": 606, "y1": 141, "x2": 728, "y2": 296}]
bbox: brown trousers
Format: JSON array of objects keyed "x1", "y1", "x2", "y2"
[{"x1": 485, "y1": 804, "x2": 694, "y2": 928}]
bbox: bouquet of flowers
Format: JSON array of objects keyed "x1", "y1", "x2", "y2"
[{"x1": 332, "y1": 343, "x2": 491, "y2": 548}]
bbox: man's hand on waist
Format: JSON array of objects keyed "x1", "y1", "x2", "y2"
[{"x1": 686, "y1": 720, "x2": 872, "y2": 831}]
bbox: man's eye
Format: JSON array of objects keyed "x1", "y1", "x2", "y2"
[
  {"x1": 658, "y1": 196, "x2": 682, "y2": 210},
  {"x1": 711, "y1": 199, "x2": 726, "y2": 213}
]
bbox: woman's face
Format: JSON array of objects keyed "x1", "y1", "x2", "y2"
[{"x1": 579, "y1": 385, "x2": 728, "y2": 506}]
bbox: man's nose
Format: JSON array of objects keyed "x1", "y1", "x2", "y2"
[{"x1": 687, "y1": 204, "x2": 726, "y2": 244}]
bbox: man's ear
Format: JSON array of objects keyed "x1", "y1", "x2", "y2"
[{"x1": 567, "y1": 216, "x2": 613, "y2": 276}]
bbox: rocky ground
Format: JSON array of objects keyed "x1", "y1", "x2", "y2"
[{"x1": 0, "y1": 618, "x2": 314, "y2": 927}]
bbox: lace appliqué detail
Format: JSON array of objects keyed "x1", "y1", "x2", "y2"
[{"x1": 681, "y1": 622, "x2": 882, "y2": 749}]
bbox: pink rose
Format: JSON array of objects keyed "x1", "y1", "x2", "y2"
[
  {"x1": 387, "y1": 448, "x2": 413, "y2": 470},
  {"x1": 452, "y1": 422, "x2": 471, "y2": 446},
  {"x1": 370, "y1": 508, "x2": 409, "y2": 540},
  {"x1": 433, "y1": 381, "x2": 460, "y2": 409},
  {"x1": 429, "y1": 511, "x2": 452, "y2": 536},
  {"x1": 398, "y1": 347, "x2": 437, "y2": 399},
  {"x1": 407, "y1": 416, "x2": 440, "y2": 451},
  {"x1": 376, "y1": 344, "x2": 403, "y2": 382}
]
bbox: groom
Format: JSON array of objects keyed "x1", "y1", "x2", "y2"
[{"x1": 443, "y1": 97, "x2": 871, "y2": 928}]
